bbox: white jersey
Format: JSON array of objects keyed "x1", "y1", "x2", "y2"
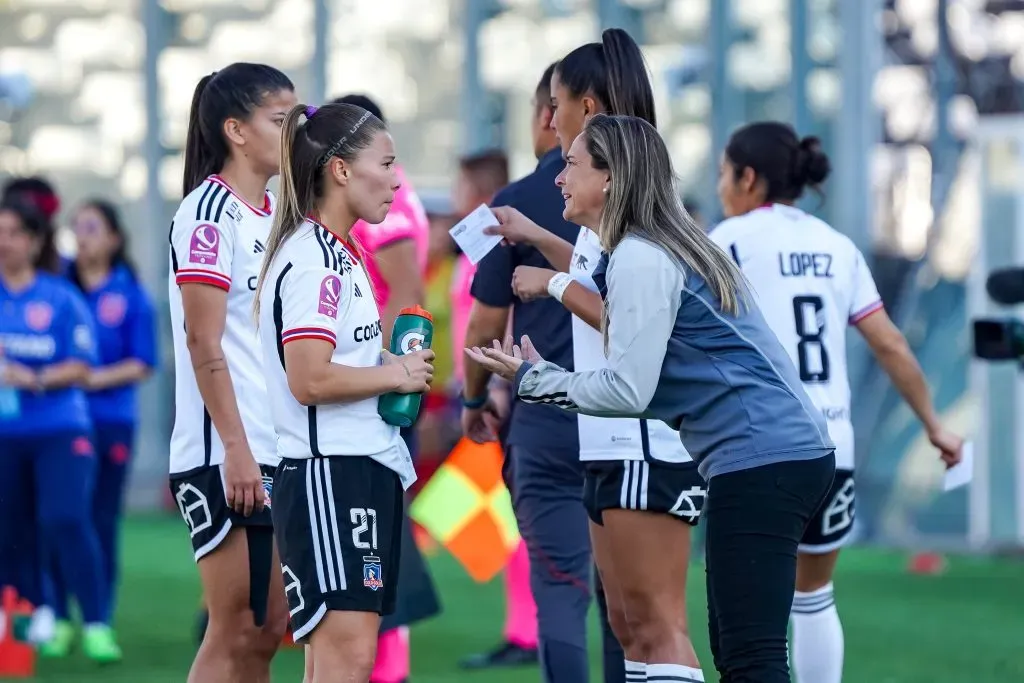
[
  {"x1": 710, "y1": 203, "x2": 883, "y2": 470},
  {"x1": 258, "y1": 219, "x2": 415, "y2": 490},
  {"x1": 569, "y1": 227, "x2": 694, "y2": 464},
  {"x1": 168, "y1": 175, "x2": 278, "y2": 475}
]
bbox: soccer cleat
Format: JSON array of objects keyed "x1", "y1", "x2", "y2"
[
  {"x1": 458, "y1": 641, "x2": 539, "y2": 670},
  {"x1": 82, "y1": 624, "x2": 122, "y2": 664},
  {"x1": 37, "y1": 620, "x2": 74, "y2": 658}
]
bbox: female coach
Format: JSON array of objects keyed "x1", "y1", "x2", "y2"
[
  {"x1": 253, "y1": 101, "x2": 434, "y2": 683},
  {"x1": 467, "y1": 114, "x2": 836, "y2": 683}
]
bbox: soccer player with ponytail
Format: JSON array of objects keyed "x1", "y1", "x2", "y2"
[
  {"x1": 168, "y1": 63, "x2": 295, "y2": 683},
  {"x1": 254, "y1": 102, "x2": 433, "y2": 683}
]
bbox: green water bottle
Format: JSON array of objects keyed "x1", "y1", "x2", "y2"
[{"x1": 378, "y1": 305, "x2": 434, "y2": 428}]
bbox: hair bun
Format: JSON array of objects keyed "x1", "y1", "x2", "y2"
[{"x1": 797, "y1": 135, "x2": 831, "y2": 186}]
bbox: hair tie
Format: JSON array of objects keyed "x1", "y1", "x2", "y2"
[{"x1": 305, "y1": 105, "x2": 319, "y2": 119}]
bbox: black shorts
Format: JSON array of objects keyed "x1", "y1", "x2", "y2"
[
  {"x1": 799, "y1": 468, "x2": 855, "y2": 553},
  {"x1": 272, "y1": 456, "x2": 404, "y2": 643},
  {"x1": 583, "y1": 459, "x2": 707, "y2": 526},
  {"x1": 169, "y1": 464, "x2": 276, "y2": 562}
]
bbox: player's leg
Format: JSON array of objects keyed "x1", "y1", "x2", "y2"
[
  {"x1": 587, "y1": 461, "x2": 705, "y2": 682},
  {"x1": 90, "y1": 423, "x2": 134, "y2": 624},
  {"x1": 0, "y1": 437, "x2": 34, "y2": 642},
  {"x1": 791, "y1": 469, "x2": 855, "y2": 683},
  {"x1": 703, "y1": 455, "x2": 834, "y2": 683},
  {"x1": 33, "y1": 432, "x2": 118, "y2": 662},
  {"x1": 511, "y1": 445, "x2": 592, "y2": 683},
  {"x1": 172, "y1": 465, "x2": 270, "y2": 683},
  {"x1": 593, "y1": 569, "x2": 626, "y2": 683}
]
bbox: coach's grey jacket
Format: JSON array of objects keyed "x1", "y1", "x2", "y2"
[{"x1": 513, "y1": 235, "x2": 834, "y2": 480}]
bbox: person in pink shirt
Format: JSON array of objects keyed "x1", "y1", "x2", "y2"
[{"x1": 332, "y1": 94, "x2": 439, "y2": 683}]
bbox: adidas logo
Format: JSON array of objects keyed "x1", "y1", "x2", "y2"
[
  {"x1": 253, "y1": 240, "x2": 266, "y2": 254},
  {"x1": 354, "y1": 283, "x2": 363, "y2": 298}
]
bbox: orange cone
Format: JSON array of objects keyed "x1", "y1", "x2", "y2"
[{"x1": 0, "y1": 587, "x2": 35, "y2": 678}]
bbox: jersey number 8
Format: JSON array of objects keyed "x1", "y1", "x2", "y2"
[{"x1": 792, "y1": 295, "x2": 830, "y2": 383}]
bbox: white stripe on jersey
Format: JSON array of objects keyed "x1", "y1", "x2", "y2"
[
  {"x1": 167, "y1": 176, "x2": 278, "y2": 475},
  {"x1": 709, "y1": 203, "x2": 883, "y2": 469},
  {"x1": 570, "y1": 227, "x2": 693, "y2": 464}
]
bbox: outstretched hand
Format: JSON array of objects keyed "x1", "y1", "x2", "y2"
[{"x1": 464, "y1": 335, "x2": 542, "y2": 382}]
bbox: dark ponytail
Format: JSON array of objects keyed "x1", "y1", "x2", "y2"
[
  {"x1": 0, "y1": 199, "x2": 60, "y2": 274},
  {"x1": 556, "y1": 28, "x2": 656, "y2": 126},
  {"x1": 725, "y1": 121, "x2": 832, "y2": 203},
  {"x1": 182, "y1": 63, "x2": 295, "y2": 197}
]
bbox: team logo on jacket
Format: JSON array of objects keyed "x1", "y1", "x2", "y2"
[
  {"x1": 398, "y1": 330, "x2": 425, "y2": 355},
  {"x1": 261, "y1": 474, "x2": 273, "y2": 509},
  {"x1": 362, "y1": 556, "x2": 383, "y2": 591},
  {"x1": 97, "y1": 293, "x2": 127, "y2": 326},
  {"x1": 188, "y1": 224, "x2": 220, "y2": 265},
  {"x1": 318, "y1": 275, "x2": 342, "y2": 318},
  {"x1": 24, "y1": 302, "x2": 53, "y2": 331}
]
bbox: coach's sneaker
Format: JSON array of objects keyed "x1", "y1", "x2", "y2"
[
  {"x1": 38, "y1": 619, "x2": 74, "y2": 658},
  {"x1": 82, "y1": 624, "x2": 122, "y2": 664}
]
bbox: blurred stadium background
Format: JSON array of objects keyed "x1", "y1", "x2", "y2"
[{"x1": 2, "y1": 0, "x2": 1024, "y2": 680}]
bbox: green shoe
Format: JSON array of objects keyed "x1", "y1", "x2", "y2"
[
  {"x1": 38, "y1": 620, "x2": 75, "y2": 658},
  {"x1": 82, "y1": 624, "x2": 122, "y2": 664}
]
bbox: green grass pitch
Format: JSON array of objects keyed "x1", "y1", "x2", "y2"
[{"x1": 24, "y1": 516, "x2": 1023, "y2": 682}]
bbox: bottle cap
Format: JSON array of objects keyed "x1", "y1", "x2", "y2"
[{"x1": 398, "y1": 305, "x2": 433, "y2": 322}]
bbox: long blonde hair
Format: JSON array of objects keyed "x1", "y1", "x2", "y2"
[
  {"x1": 585, "y1": 114, "x2": 747, "y2": 322},
  {"x1": 252, "y1": 102, "x2": 385, "y2": 320}
]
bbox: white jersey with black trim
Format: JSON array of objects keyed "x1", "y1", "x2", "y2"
[
  {"x1": 709, "y1": 203, "x2": 883, "y2": 470},
  {"x1": 569, "y1": 226, "x2": 694, "y2": 464},
  {"x1": 258, "y1": 219, "x2": 415, "y2": 490},
  {"x1": 168, "y1": 175, "x2": 278, "y2": 475}
]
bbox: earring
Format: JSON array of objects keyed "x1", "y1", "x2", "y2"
[{"x1": 603, "y1": 187, "x2": 609, "y2": 194}]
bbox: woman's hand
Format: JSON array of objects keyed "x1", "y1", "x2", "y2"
[
  {"x1": 383, "y1": 349, "x2": 435, "y2": 394},
  {"x1": 465, "y1": 335, "x2": 542, "y2": 382},
  {"x1": 512, "y1": 266, "x2": 556, "y2": 302},
  {"x1": 485, "y1": 207, "x2": 546, "y2": 246},
  {"x1": 927, "y1": 426, "x2": 964, "y2": 469},
  {"x1": 2, "y1": 361, "x2": 37, "y2": 390}
]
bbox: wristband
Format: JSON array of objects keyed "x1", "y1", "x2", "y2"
[
  {"x1": 547, "y1": 272, "x2": 574, "y2": 303},
  {"x1": 461, "y1": 393, "x2": 488, "y2": 409}
]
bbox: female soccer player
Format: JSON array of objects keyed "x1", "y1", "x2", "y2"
[
  {"x1": 253, "y1": 101, "x2": 434, "y2": 683},
  {"x1": 481, "y1": 30, "x2": 706, "y2": 683},
  {"x1": 468, "y1": 114, "x2": 836, "y2": 683},
  {"x1": 168, "y1": 63, "x2": 295, "y2": 683},
  {"x1": 333, "y1": 93, "x2": 440, "y2": 683},
  {"x1": 0, "y1": 199, "x2": 120, "y2": 661},
  {"x1": 709, "y1": 121, "x2": 963, "y2": 683}
]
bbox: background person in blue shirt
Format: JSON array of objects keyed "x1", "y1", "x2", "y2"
[
  {"x1": 0, "y1": 199, "x2": 121, "y2": 662},
  {"x1": 41, "y1": 199, "x2": 156, "y2": 658}
]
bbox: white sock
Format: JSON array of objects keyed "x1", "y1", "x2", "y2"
[
  {"x1": 791, "y1": 582, "x2": 844, "y2": 683},
  {"x1": 647, "y1": 662, "x2": 705, "y2": 682},
  {"x1": 27, "y1": 606, "x2": 55, "y2": 644},
  {"x1": 625, "y1": 659, "x2": 646, "y2": 682}
]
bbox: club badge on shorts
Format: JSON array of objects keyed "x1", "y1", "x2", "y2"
[
  {"x1": 362, "y1": 556, "x2": 383, "y2": 591},
  {"x1": 261, "y1": 475, "x2": 273, "y2": 509}
]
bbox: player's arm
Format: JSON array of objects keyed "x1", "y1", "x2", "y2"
[
  {"x1": 282, "y1": 265, "x2": 430, "y2": 405},
  {"x1": 516, "y1": 242, "x2": 677, "y2": 417},
  {"x1": 559, "y1": 282, "x2": 603, "y2": 331},
  {"x1": 37, "y1": 290, "x2": 94, "y2": 390},
  {"x1": 174, "y1": 220, "x2": 250, "y2": 454},
  {"x1": 86, "y1": 286, "x2": 156, "y2": 391},
  {"x1": 374, "y1": 238, "x2": 424, "y2": 346}
]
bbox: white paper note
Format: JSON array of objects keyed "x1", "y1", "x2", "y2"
[
  {"x1": 943, "y1": 440, "x2": 974, "y2": 492},
  {"x1": 448, "y1": 204, "x2": 502, "y2": 265}
]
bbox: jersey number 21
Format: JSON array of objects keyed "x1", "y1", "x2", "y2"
[{"x1": 792, "y1": 295, "x2": 830, "y2": 383}]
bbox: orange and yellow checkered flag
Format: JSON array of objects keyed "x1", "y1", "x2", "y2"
[{"x1": 410, "y1": 437, "x2": 519, "y2": 583}]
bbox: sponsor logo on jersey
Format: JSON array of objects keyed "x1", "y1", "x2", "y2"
[
  {"x1": 354, "y1": 319, "x2": 382, "y2": 343},
  {"x1": 24, "y1": 302, "x2": 53, "y2": 331},
  {"x1": 318, "y1": 274, "x2": 343, "y2": 318},
  {"x1": 354, "y1": 283, "x2": 362, "y2": 298},
  {"x1": 73, "y1": 324, "x2": 93, "y2": 353},
  {"x1": 97, "y1": 292, "x2": 127, "y2": 327},
  {"x1": 398, "y1": 330, "x2": 425, "y2": 354},
  {"x1": 362, "y1": 555, "x2": 384, "y2": 591},
  {"x1": 337, "y1": 250, "x2": 355, "y2": 274},
  {"x1": 188, "y1": 224, "x2": 220, "y2": 265},
  {"x1": 0, "y1": 333, "x2": 55, "y2": 359},
  {"x1": 574, "y1": 253, "x2": 589, "y2": 270},
  {"x1": 253, "y1": 239, "x2": 266, "y2": 254},
  {"x1": 226, "y1": 200, "x2": 244, "y2": 223}
]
